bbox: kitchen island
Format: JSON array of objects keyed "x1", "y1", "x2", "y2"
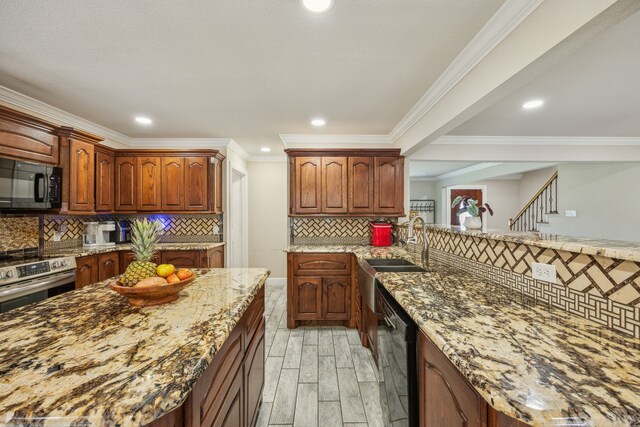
[
  {"x1": 287, "y1": 244, "x2": 640, "y2": 426},
  {"x1": 0, "y1": 267, "x2": 269, "y2": 426}
]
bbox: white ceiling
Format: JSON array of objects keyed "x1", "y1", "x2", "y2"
[
  {"x1": 0, "y1": 0, "x2": 503, "y2": 156},
  {"x1": 449, "y1": 9, "x2": 640, "y2": 137}
]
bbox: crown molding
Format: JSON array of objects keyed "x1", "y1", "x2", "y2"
[
  {"x1": 280, "y1": 134, "x2": 392, "y2": 148},
  {"x1": 0, "y1": 84, "x2": 132, "y2": 146},
  {"x1": 388, "y1": 0, "x2": 544, "y2": 142},
  {"x1": 433, "y1": 135, "x2": 640, "y2": 146},
  {"x1": 129, "y1": 138, "x2": 233, "y2": 148},
  {"x1": 227, "y1": 139, "x2": 251, "y2": 160}
]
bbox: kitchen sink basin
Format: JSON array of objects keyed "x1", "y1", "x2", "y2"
[
  {"x1": 364, "y1": 258, "x2": 417, "y2": 267},
  {"x1": 371, "y1": 265, "x2": 426, "y2": 273}
]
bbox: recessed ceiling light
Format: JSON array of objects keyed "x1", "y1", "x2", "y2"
[
  {"x1": 311, "y1": 118, "x2": 326, "y2": 127},
  {"x1": 301, "y1": 0, "x2": 333, "y2": 13},
  {"x1": 260, "y1": 147, "x2": 271, "y2": 153},
  {"x1": 522, "y1": 99, "x2": 544, "y2": 109},
  {"x1": 135, "y1": 116, "x2": 153, "y2": 125}
]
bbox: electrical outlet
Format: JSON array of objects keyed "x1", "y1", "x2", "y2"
[
  {"x1": 565, "y1": 210, "x2": 577, "y2": 217},
  {"x1": 532, "y1": 262, "x2": 556, "y2": 283}
]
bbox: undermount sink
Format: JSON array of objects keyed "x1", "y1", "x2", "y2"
[
  {"x1": 364, "y1": 258, "x2": 427, "y2": 273},
  {"x1": 364, "y1": 258, "x2": 417, "y2": 267},
  {"x1": 371, "y1": 265, "x2": 426, "y2": 273}
]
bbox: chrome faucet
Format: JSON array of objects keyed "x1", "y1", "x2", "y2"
[{"x1": 406, "y1": 216, "x2": 429, "y2": 268}]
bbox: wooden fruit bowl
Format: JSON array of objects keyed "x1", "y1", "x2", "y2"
[{"x1": 110, "y1": 274, "x2": 196, "y2": 307}]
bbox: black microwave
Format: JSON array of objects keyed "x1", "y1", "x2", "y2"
[{"x1": 0, "y1": 158, "x2": 62, "y2": 210}]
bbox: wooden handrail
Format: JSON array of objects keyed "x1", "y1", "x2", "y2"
[{"x1": 511, "y1": 171, "x2": 558, "y2": 227}]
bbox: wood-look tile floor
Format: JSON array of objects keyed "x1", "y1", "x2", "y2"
[{"x1": 257, "y1": 283, "x2": 385, "y2": 427}]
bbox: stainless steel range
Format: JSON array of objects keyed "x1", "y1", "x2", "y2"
[{"x1": 0, "y1": 256, "x2": 77, "y2": 313}]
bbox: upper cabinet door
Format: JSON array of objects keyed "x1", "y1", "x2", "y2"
[
  {"x1": 161, "y1": 157, "x2": 184, "y2": 211},
  {"x1": 95, "y1": 151, "x2": 114, "y2": 212},
  {"x1": 137, "y1": 156, "x2": 161, "y2": 211},
  {"x1": 69, "y1": 139, "x2": 95, "y2": 212},
  {"x1": 348, "y1": 157, "x2": 374, "y2": 214},
  {"x1": 185, "y1": 157, "x2": 208, "y2": 211},
  {"x1": 321, "y1": 157, "x2": 348, "y2": 214},
  {"x1": 374, "y1": 156, "x2": 404, "y2": 215},
  {"x1": 294, "y1": 157, "x2": 322, "y2": 214},
  {"x1": 115, "y1": 156, "x2": 137, "y2": 211}
]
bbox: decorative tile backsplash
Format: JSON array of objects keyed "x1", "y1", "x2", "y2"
[
  {"x1": 398, "y1": 224, "x2": 640, "y2": 338},
  {"x1": 291, "y1": 217, "x2": 395, "y2": 245},
  {"x1": 43, "y1": 214, "x2": 223, "y2": 251},
  {"x1": 0, "y1": 216, "x2": 39, "y2": 252},
  {"x1": 431, "y1": 248, "x2": 640, "y2": 339}
]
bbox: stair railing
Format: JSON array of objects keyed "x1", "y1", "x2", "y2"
[{"x1": 509, "y1": 171, "x2": 558, "y2": 232}]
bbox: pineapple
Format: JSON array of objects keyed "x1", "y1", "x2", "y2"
[{"x1": 122, "y1": 219, "x2": 160, "y2": 287}]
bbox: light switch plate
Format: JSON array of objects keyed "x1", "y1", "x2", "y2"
[
  {"x1": 565, "y1": 210, "x2": 577, "y2": 217},
  {"x1": 532, "y1": 262, "x2": 556, "y2": 283}
]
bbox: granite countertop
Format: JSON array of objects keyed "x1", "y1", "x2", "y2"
[
  {"x1": 45, "y1": 242, "x2": 225, "y2": 258},
  {"x1": 286, "y1": 244, "x2": 640, "y2": 426},
  {"x1": 401, "y1": 223, "x2": 640, "y2": 263},
  {"x1": 0, "y1": 267, "x2": 269, "y2": 426}
]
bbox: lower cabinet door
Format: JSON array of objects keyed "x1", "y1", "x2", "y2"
[
  {"x1": 321, "y1": 276, "x2": 351, "y2": 320},
  {"x1": 75, "y1": 255, "x2": 98, "y2": 289},
  {"x1": 98, "y1": 252, "x2": 120, "y2": 281},
  {"x1": 212, "y1": 369, "x2": 244, "y2": 427},
  {"x1": 244, "y1": 318, "x2": 265, "y2": 427},
  {"x1": 292, "y1": 277, "x2": 322, "y2": 320},
  {"x1": 419, "y1": 331, "x2": 487, "y2": 427},
  {"x1": 161, "y1": 250, "x2": 199, "y2": 268}
]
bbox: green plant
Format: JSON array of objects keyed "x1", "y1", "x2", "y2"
[{"x1": 451, "y1": 195, "x2": 493, "y2": 217}]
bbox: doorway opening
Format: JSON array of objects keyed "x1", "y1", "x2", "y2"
[
  {"x1": 228, "y1": 165, "x2": 248, "y2": 268},
  {"x1": 444, "y1": 185, "x2": 487, "y2": 228}
]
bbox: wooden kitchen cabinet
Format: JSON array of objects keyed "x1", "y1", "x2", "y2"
[
  {"x1": 374, "y1": 156, "x2": 404, "y2": 215},
  {"x1": 211, "y1": 156, "x2": 224, "y2": 213},
  {"x1": 287, "y1": 253, "x2": 356, "y2": 328},
  {"x1": 168, "y1": 286, "x2": 264, "y2": 427},
  {"x1": 161, "y1": 250, "x2": 200, "y2": 268},
  {"x1": 185, "y1": 157, "x2": 208, "y2": 211},
  {"x1": 97, "y1": 252, "x2": 120, "y2": 282},
  {"x1": 205, "y1": 246, "x2": 225, "y2": 268},
  {"x1": 75, "y1": 255, "x2": 98, "y2": 289},
  {"x1": 287, "y1": 149, "x2": 404, "y2": 216},
  {"x1": 419, "y1": 330, "x2": 487, "y2": 427},
  {"x1": 95, "y1": 149, "x2": 115, "y2": 212},
  {"x1": 322, "y1": 276, "x2": 351, "y2": 320},
  {"x1": 137, "y1": 156, "x2": 162, "y2": 211},
  {"x1": 0, "y1": 105, "x2": 59, "y2": 164},
  {"x1": 161, "y1": 157, "x2": 184, "y2": 211},
  {"x1": 348, "y1": 156, "x2": 375, "y2": 214},
  {"x1": 321, "y1": 157, "x2": 348, "y2": 214},
  {"x1": 69, "y1": 139, "x2": 95, "y2": 212},
  {"x1": 115, "y1": 156, "x2": 137, "y2": 212},
  {"x1": 293, "y1": 156, "x2": 322, "y2": 214}
]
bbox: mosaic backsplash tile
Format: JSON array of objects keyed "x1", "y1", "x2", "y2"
[
  {"x1": 44, "y1": 214, "x2": 222, "y2": 241},
  {"x1": 0, "y1": 216, "x2": 39, "y2": 252},
  {"x1": 291, "y1": 217, "x2": 395, "y2": 244}
]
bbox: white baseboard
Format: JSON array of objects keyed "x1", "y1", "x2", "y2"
[{"x1": 266, "y1": 277, "x2": 286, "y2": 286}]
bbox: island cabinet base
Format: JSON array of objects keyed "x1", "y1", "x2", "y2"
[
  {"x1": 147, "y1": 286, "x2": 265, "y2": 427},
  {"x1": 418, "y1": 330, "x2": 531, "y2": 427}
]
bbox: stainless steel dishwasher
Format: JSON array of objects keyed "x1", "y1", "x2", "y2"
[{"x1": 357, "y1": 258, "x2": 421, "y2": 426}]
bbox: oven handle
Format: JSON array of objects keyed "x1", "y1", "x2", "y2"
[{"x1": 0, "y1": 271, "x2": 76, "y2": 300}]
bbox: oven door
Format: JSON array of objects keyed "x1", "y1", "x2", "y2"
[
  {"x1": 0, "y1": 270, "x2": 75, "y2": 313},
  {"x1": 0, "y1": 158, "x2": 62, "y2": 209}
]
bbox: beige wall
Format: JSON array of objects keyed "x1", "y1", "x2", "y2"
[
  {"x1": 247, "y1": 161, "x2": 288, "y2": 278},
  {"x1": 518, "y1": 166, "x2": 557, "y2": 209}
]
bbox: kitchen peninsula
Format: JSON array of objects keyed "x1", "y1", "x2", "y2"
[{"x1": 0, "y1": 267, "x2": 269, "y2": 426}]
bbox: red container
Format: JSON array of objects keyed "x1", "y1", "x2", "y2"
[{"x1": 370, "y1": 222, "x2": 392, "y2": 247}]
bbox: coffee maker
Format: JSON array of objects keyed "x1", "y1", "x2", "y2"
[
  {"x1": 83, "y1": 221, "x2": 116, "y2": 247},
  {"x1": 115, "y1": 220, "x2": 131, "y2": 243}
]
